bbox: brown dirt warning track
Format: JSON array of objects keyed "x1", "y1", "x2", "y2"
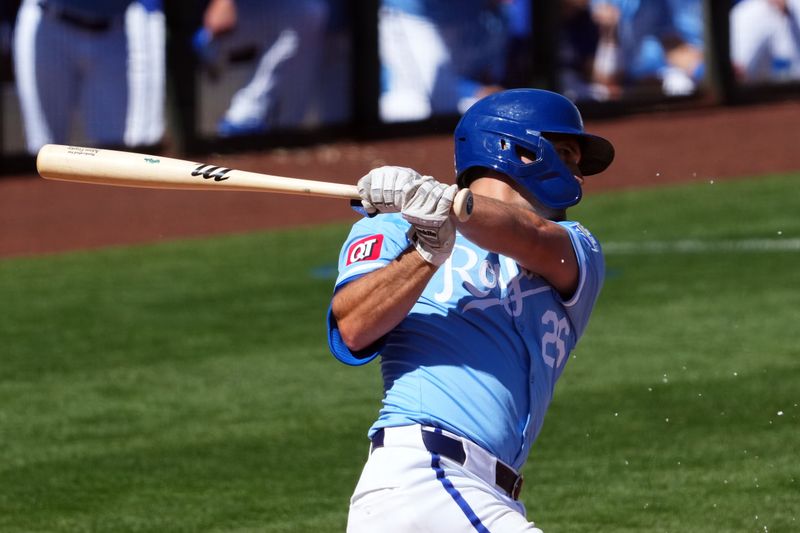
[{"x1": 1, "y1": 100, "x2": 799, "y2": 258}]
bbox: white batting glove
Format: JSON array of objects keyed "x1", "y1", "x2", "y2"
[
  {"x1": 357, "y1": 166, "x2": 426, "y2": 215},
  {"x1": 402, "y1": 181, "x2": 458, "y2": 266}
]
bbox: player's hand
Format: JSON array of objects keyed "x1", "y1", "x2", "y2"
[
  {"x1": 357, "y1": 166, "x2": 426, "y2": 215},
  {"x1": 402, "y1": 181, "x2": 458, "y2": 266},
  {"x1": 203, "y1": 0, "x2": 238, "y2": 37}
]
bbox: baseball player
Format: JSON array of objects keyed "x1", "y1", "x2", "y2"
[
  {"x1": 730, "y1": 0, "x2": 800, "y2": 83},
  {"x1": 195, "y1": 0, "x2": 328, "y2": 136},
  {"x1": 590, "y1": 0, "x2": 705, "y2": 97},
  {"x1": 327, "y1": 89, "x2": 614, "y2": 532},
  {"x1": 124, "y1": 0, "x2": 165, "y2": 147},
  {"x1": 12, "y1": 0, "x2": 163, "y2": 153},
  {"x1": 378, "y1": 0, "x2": 509, "y2": 122},
  {"x1": 0, "y1": 2, "x2": 20, "y2": 73}
]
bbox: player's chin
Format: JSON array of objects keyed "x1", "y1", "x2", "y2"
[
  {"x1": 552, "y1": 207, "x2": 569, "y2": 221},
  {"x1": 525, "y1": 196, "x2": 567, "y2": 221}
]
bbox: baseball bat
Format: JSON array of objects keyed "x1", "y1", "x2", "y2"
[{"x1": 35, "y1": 144, "x2": 473, "y2": 221}]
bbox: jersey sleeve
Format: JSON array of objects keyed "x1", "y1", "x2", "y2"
[
  {"x1": 326, "y1": 214, "x2": 411, "y2": 366},
  {"x1": 559, "y1": 221, "x2": 605, "y2": 339}
]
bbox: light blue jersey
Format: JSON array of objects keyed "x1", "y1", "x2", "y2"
[{"x1": 328, "y1": 213, "x2": 604, "y2": 470}]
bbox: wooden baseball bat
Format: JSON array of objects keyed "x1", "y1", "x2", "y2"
[{"x1": 36, "y1": 144, "x2": 473, "y2": 221}]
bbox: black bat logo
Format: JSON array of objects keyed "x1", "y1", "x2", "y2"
[{"x1": 192, "y1": 164, "x2": 232, "y2": 182}]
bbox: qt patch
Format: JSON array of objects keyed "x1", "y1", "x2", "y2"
[{"x1": 346, "y1": 234, "x2": 384, "y2": 265}]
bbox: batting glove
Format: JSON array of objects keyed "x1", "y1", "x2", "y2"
[
  {"x1": 357, "y1": 166, "x2": 426, "y2": 215},
  {"x1": 402, "y1": 181, "x2": 459, "y2": 266}
]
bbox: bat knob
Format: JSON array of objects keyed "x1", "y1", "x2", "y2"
[{"x1": 453, "y1": 188, "x2": 473, "y2": 222}]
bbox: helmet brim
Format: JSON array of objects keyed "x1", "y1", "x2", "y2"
[{"x1": 578, "y1": 134, "x2": 615, "y2": 176}]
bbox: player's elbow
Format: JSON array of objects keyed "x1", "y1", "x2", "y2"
[
  {"x1": 331, "y1": 301, "x2": 372, "y2": 352},
  {"x1": 338, "y1": 317, "x2": 379, "y2": 352}
]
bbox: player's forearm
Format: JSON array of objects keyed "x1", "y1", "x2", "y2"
[
  {"x1": 457, "y1": 193, "x2": 579, "y2": 296},
  {"x1": 456, "y1": 193, "x2": 555, "y2": 258},
  {"x1": 331, "y1": 247, "x2": 437, "y2": 351}
]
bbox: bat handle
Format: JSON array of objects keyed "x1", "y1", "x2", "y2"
[
  {"x1": 351, "y1": 188, "x2": 473, "y2": 221},
  {"x1": 453, "y1": 188, "x2": 474, "y2": 222}
]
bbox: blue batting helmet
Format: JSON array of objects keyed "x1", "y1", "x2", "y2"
[{"x1": 454, "y1": 89, "x2": 615, "y2": 209}]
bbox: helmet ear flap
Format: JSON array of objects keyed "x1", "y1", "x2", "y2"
[
  {"x1": 515, "y1": 136, "x2": 582, "y2": 209},
  {"x1": 514, "y1": 144, "x2": 539, "y2": 166},
  {"x1": 456, "y1": 133, "x2": 581, "y2": 209}
]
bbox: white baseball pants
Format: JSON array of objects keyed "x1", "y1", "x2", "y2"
[
  {"x1": 13, "y1": 0, "x2": 128, "y2": 153},
  {"x1": 347, "y1": 424, "x2": 543, "y2": 533}
]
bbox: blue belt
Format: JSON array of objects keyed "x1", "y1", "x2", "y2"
[
  {"x1": 371, "y1": 427, "x2": 524, "y2": 500},
  {"x1": 39, "y1": 2, "x2": 115, "y2": 32}
]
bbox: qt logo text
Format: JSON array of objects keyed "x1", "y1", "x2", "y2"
[{"x1": 346, "y1": 235, "x2": 383, "y2": 265}]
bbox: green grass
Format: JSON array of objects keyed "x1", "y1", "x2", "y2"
[{"x1": 1, "y1": 174, "x2": 799, "y2": 532}]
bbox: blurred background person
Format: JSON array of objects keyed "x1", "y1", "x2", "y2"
[
  {"x1": 559, "y1": 0, "x2": 610, "y2": 101},
  {"x1": 590, "y1": 0, "x2": 624, "y2": 99},
  {"x1": 194, "y1": 0, "x2": 329, "y2": 136},
  {"x1": 12, "y1": 0, "x2": 165, "y2": 153},
  {"x1": 1, "y1": 2, "x2": 20, "y2": 77},
  {"x1": 660, "y1": 0, "x2": 705, "y2": 95},
  {"x1": 500, "y1": 0, "x2": 533, "y2": 88},
  {"x1": 125, "y1": 0, "x2": 165, "y2": 147},
  {"x1": 378, "y1": 0, "x2": 508, "y2": 122},
  {"x1": 730, "y1": 0, "x2": 800, "y2": 83},
  {"x1": 309, "y1": 0, "x2": 351, "y2": 127},
  {"x1": 589, "y1": 0, "x2": 705, "y2": 98}
]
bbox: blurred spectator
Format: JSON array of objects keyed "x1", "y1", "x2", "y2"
[
  {"x1": 310, "y1": 0, "x2": 351, "y2": 126},
  {"x1": 1, "y1": 2, "x2": 21, "y2": 81},
  {"x1": 660, "y1": 0, "x2": 705, "y2": 95},
  {"x1": 559, "y1": 0, "x2": 608, "y2": 101},
  {"x1": 501, "y1": 0, "x2": 533, "y2": 88},
  {"x1": 730, "y1": 0, "x2": 800, "y2": 83},
  {"x1": 125, "y1": 0, "x2": 165, "y2": 147},
  {"x1": 194, "y1": 0, "x2": 329, "y2": 136},
  {"x1": 378, "y1": 0, "x2": 508, "y2": 122},
  {"x1": 590, "y1": 0, "x2": 624, "y2": 99},
  {"x1": 589, "y1": 0, "x2": 705, "y2": 98},
  {"x1": 12, "y1": 0, "x2": 165, "y2": 154}
]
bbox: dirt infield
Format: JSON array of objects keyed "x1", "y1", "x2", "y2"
[{"x1": 1, "y1": 100, "x2": 799, "y2": 258}]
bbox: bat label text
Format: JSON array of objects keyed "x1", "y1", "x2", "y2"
[{"x1": 192, "y1": 164, "x2": 232, "y2": 182}]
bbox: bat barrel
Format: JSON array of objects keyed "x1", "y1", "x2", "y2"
[{"x1": 36, "y1": 144, "x2": 360, "y2": 199}]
